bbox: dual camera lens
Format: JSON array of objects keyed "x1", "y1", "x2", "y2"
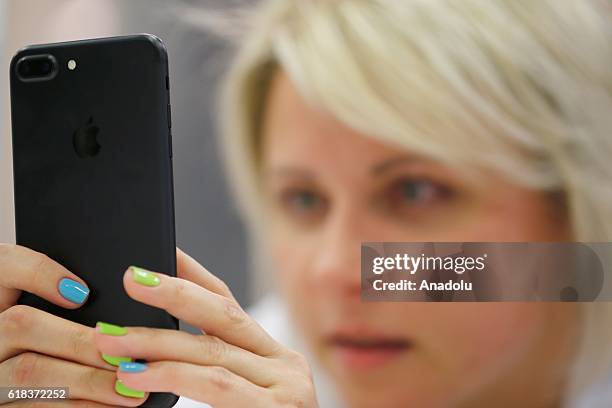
[{"x1": 15, "y1": 55, "x2": 57, "y2": 81}]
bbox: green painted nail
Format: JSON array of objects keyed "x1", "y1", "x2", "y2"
[
  {"x1": 102, "y1": 354, "x2": 132, "y2": 366},
  {"x1": 115, "y1": 379, "x2": 145, "y2": 398},
  {"x1": 131, "y1": 266, "x2": 160, "y2": 286},
  {"x1": 97, "y1": 322, "x2": 128, "y2": 336}
]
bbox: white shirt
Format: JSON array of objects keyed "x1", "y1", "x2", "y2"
[{"x1": 174, "y1": 295, "x2": 611, "y2": 408}]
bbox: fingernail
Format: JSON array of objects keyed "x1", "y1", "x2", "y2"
[
  {"x1": 102, "y1": 354, "x2": 132, "y2": 366},
  {"x1": 58, "y1": 278, "x2": 89, "y2": 304},
  {"x1": 97, "y1": 322, "x2": 128, "y2": 336},
  {"x1": 130, "y1": 266, "x2": 160, "y2": 287},
  {"x1": 115, "y1": 379, "x2": 145, "y2": 398},
  {"x1": 119, "y1": 361, "x2": 147, "y2": 373}
]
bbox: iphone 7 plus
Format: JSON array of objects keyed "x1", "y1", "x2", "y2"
[{"x1": 10, "y1": 34, "x2": 178, "y2": 407}]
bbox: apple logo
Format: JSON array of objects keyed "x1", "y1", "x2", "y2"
[{"x1": 73, "y1": 116, "x2": 101, "y2": 158}]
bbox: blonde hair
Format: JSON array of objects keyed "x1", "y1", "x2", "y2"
[{"x1": 219, "y1": 0, "x2": 612, "y2": 404}]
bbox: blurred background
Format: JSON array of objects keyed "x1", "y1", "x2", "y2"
[{"x1": 0, "y1": 0, "x2": 258, "y2": 307}]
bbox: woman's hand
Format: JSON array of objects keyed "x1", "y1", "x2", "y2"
[
  {"x1": 94, "y1": 249, "x2": 319, "y2": 408},
  {"x1": 0, "y1": 244, "x2": 148, "y2": 407}
]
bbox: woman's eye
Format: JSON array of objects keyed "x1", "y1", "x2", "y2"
[
  {"x1": 386, "y1": 179, "x2": 452, "y2": 210},
  {"x1": 278, "y1": 189, "x2": 327, "y2": 221},
  {"x1": 288, "y1": 191, "x2": 320, "y2": 209}
]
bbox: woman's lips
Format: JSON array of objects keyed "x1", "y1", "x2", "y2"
[{"x1": 327, "y1": 331, "x2": 412, "y2": 371}]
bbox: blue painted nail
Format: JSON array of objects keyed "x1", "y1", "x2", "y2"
[
  {"x1": 119, "y1": 362, "x2": 147, "y2": 373},
  {"x1": 58, "y1": 278, "x2": 89, "y2": 304}
]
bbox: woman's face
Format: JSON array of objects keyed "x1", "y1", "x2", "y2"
[{"x1": 260, "y1": 71, "x2": 579, "y2": 408}]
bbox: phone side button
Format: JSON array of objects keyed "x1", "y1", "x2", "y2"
[
  {"x1": 167, "y1": 104, "x2": 172, "y2": 129},
  {"x1": 168, "y1": 130, "x2": 173, "y2": 158}
]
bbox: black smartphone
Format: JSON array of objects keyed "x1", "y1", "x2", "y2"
[{"x1": 10, "y1": 34, "x2": 178, "y2": 408}]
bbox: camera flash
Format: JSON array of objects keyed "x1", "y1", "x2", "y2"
[{"x1": 67, "y1": 59, "x2": 77, "y2": 70}]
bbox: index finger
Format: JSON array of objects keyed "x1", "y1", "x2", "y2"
[
  {"x1": 123, "y1": 267, "x2": 283, "y2": 357},
  {"x1": 0, "y1": 244, "x2": 89, "y2": 311}
]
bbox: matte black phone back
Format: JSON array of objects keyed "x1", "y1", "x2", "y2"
[{"x1": 10, "y1": 35, "x2": 178, "y2": 407}]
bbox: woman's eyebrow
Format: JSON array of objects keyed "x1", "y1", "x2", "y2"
[
  {"x1": 371, "y1": 155, "x2": 424, "y2": 175},
  {"x1": 263, "y1": 166, "x2": 315, "y2": 179}
]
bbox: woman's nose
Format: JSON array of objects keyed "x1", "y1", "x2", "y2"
[{"x1": 309, "y1": 208, "x2": 367, "y2": 298}]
